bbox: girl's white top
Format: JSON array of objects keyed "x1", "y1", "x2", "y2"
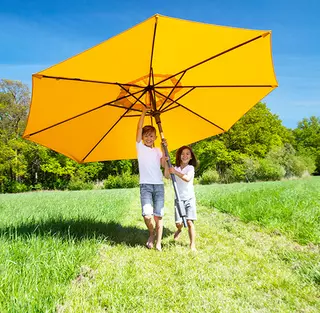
[
  {"x1": 136, "y1": 141, "x2": 163, "y2": 184},
  {"x1": 174, "y1": 165, "x2": 195, "y2": 200}
]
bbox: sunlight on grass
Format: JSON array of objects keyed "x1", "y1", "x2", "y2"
[
  {"x1": 0, "y1": 189, "x2": 137, "y2": 312},
  {"x1": 60, "y1": 181, "x2": 319, "y2": 313},
  {"x1": 60, "y1": 202, "x2": 320, "y2": 313},
  {"x1": 196, "y1": 177, "x2": 320, "y2": 244},
  {"x1": 0, "y1": 179, "x2": 319, "y2": 312}
]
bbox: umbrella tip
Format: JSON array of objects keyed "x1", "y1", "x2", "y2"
[{"x1": 262, "y1": 31, "x2": 271, "y2": 38}]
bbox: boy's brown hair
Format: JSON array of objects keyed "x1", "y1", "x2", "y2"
[{"x1": 142, "y1": 125, "x2": 156, "y2": 136}]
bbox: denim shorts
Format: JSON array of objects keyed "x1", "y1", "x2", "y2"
[
  {"x1": 175, "y1": 197, "x2": 197, "y2": 223},
  {"x1": 140, "y1": 184, "x2": 165, "y2": 217}
]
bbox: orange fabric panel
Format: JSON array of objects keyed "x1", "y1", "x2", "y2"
[{"x1": 23, "y1": 14, "x2": 278, "y2": 162}]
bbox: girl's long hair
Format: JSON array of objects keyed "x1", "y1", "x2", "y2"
[{"x1": 175, "y1": 146, "x2": 198, "y2": 168}]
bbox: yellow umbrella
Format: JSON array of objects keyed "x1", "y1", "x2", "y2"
[{"x1": 23, "y1": 14, "x2": 278, "y2": 163}]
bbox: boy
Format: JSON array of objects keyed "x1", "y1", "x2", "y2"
[{"x1": 136, "y1": 106, "x2": 165, "y2": 251}]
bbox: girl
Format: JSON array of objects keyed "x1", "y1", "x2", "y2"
[{"x1": 165, "y1": 146, "x2": 198, "y2": 251}]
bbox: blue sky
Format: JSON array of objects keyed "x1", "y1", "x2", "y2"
[{"x1": 1, "y1": 0, "x2": 319, "y2": 129}]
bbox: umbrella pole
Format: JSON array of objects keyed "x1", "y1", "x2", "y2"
[{"x1": 152, "y1": 111, "x2": 187, "y2": 228}]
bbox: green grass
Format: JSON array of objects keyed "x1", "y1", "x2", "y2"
[
  {"x1": 0, "y1": 189, "x2": 137, "y2": 312},
  {"x1": 196, "y1": 176, "x2": 320, "y2": 244},
  {"x1": 0, "y1": 179, "x2": 319, "y2": 312}
]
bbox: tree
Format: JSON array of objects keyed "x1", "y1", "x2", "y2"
[
  {"x1": 0, "y1": 79, "x2": 30, "y2": 139},
  {"x1": 193, "y1": 102, "x2": 295, "y2": 183},
  {"x1": 293, "y1": 116, "x2": 320, "y2": 174},
  {"x1": 221, "y1": 102, "x2": 294, "y2": 158},
  {"x1": 193, "y1": 139, "x2": 231, "y2": 176},
  {"x1": 0, "y1": 80, "x2": 30, "y2": 191}
]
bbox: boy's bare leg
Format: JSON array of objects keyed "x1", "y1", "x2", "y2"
[
  {"x1": 174, "y1": 223, "x2": 183, "y2": 241},
  {"x1": 154, "y1": 216, "x2": 163, "y2": 251},
  {"x1": 187, "y1": 220, "x2": 196, "y2": 251},
  {"x1": 144, "y1": 216, "x2": 155, "y2": 248}
]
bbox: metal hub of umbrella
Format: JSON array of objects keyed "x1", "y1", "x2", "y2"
[{"x1": 114, "y1": 73, "x2": 183, "y2": 112}]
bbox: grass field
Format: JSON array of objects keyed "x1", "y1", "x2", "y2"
[
  {"x1": 196, "y1": 177, "x2": 320, "y2": 244},
  {"x1": 0, "y1": 177, "x2": 319, "y2": 312}
]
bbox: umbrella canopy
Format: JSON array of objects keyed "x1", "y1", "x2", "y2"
[{"x1": 23, "y1": 14, "x2": 278, "y2": 163}]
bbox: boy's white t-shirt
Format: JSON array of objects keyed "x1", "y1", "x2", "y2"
[
  {"x1": 174, "y1": 165, "x2": 195, "y2": 200},
  {"x1": 136, "y1": 141, "x2": 163, "y2": 184}
]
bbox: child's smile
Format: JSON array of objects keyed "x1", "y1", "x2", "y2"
[
  {"x1": 180, "y1": 149, "x2": 192, "y2": 166},
  {"x1": 142, "y1": 132, "x2": 156, "y2": 147}
]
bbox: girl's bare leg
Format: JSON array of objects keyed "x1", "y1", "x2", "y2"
[
  {"x1": 187, "y1": 220, "x2": 196, "y2": 251},
  {"x1": 174, "y1": 222, "x2": 183, "y2": 240}
]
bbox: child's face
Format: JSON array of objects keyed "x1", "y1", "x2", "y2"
[
  {"x1": 142, "y1": 131, "x2": 156, "y2": 147},
  {"x1": 180, "y1": 148, "x2": 192, "y2": 165}
]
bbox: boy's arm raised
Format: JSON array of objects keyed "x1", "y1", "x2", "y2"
[{"x1": 136, "y1": 106, "x2": 147, "y2": 143}]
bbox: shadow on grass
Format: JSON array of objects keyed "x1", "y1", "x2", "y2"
[{"x1": 0, "y1": 218, "x2": 173, "y2": 247}]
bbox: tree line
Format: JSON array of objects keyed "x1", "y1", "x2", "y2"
[{"x1": 0, "y1": 79, "x2": 319, "y2": 193}]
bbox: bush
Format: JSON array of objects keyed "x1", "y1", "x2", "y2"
[
  {"x1": 265, "y1": 145, "x2": 315, "y2": 178},
  {"x1": 31, "y1": 183, "x2": 43, "y2": 191},
  {"x1": 67, "y1": 178, "x2": 94, "y2": 191},
  {"x1": 93, "y1": 180, "x2": 105, "y2": 190},
  {"x1": 243, "y1": 158, "x2": 259, "y2": 182},
  {"x1": 285, "y1": 156, "x2": 307, "y2": 178},
  {"x1": 296, "y1": 154, "x2": 316, "y2": 176},
  {"x1": 226, "y1": 163, "x2": 246, "y2": 183},
  {"x1": 199, "y1": 169, "x2": 219, "y2": 185},
  {"x1": 44, "y1": 178, "x2": 69, "y2": 190},
  {"x1": 3, "y1": 181, "x2": 30, "y2": 193},
  {"x1": 193, "y1": 177, "x2": 199, "y2": 185},
  {"x1": 104, "y1": 173, "x2": 139, "y2": 189},
  {"x1": 256, "y1": 159, "x2": 285, "y2": 181}
]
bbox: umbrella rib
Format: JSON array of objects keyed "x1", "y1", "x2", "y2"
[
  {"x1": 119, "y1": 113, "x2": 154, "y2": 118},
  {"x1": 155, "y1": 84, "x2": 275, "y2": 111},
  {"x1": 156, "y1": 84, "x2": 276, "y2": 88},
  {"x1": 148, "y1": 16, "x2": 158, "y2": 87},
  {"x1": 153, "y1": 33, "x2": 268, "y2": 87},
  {"x1": 151, "y1": 70, "x2": 158, "y2": 112},
  {"x1": 154, "y1": 88, "x2": 225, "y2": 131},
  {"x1": 158, "y1": 96, "x2": 225, "y2": 132},
  {"x1": 24, "y1": 89, "x2": 144, "y2": 137},
  {"x1": 82, "y1": 89, "x2": 148, "y2": 162},
  {"x1": 151, "y1": 68, "x2": 156, "y2": 87},
  {"x1": 154, "y1": 87, "x2": 195, "y2": 112},
  {"x1": 34, "y1": 74, "x2": 145, "y2": 88},
  {"x1": 105, "y1": 103, "x2": 141, "y2": 112},
  {"x1": 175, "y1": 87, "x2": 196, "y2": 102},
  {"x1": 158, "y1": 72, "x2": 186, "y2": 111},
  {"x1": 180, "y1": 103, "x2": 225, "y2": 132},
  {"x1": 161, "y1": 104, "x2": 179, "y2": 113},
  {"x1": 117, "y1": 84, "x2": 148, "y2": 109},
  {"x1": 149, "y1": 67, "x2": 156, "y2": 94}
]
